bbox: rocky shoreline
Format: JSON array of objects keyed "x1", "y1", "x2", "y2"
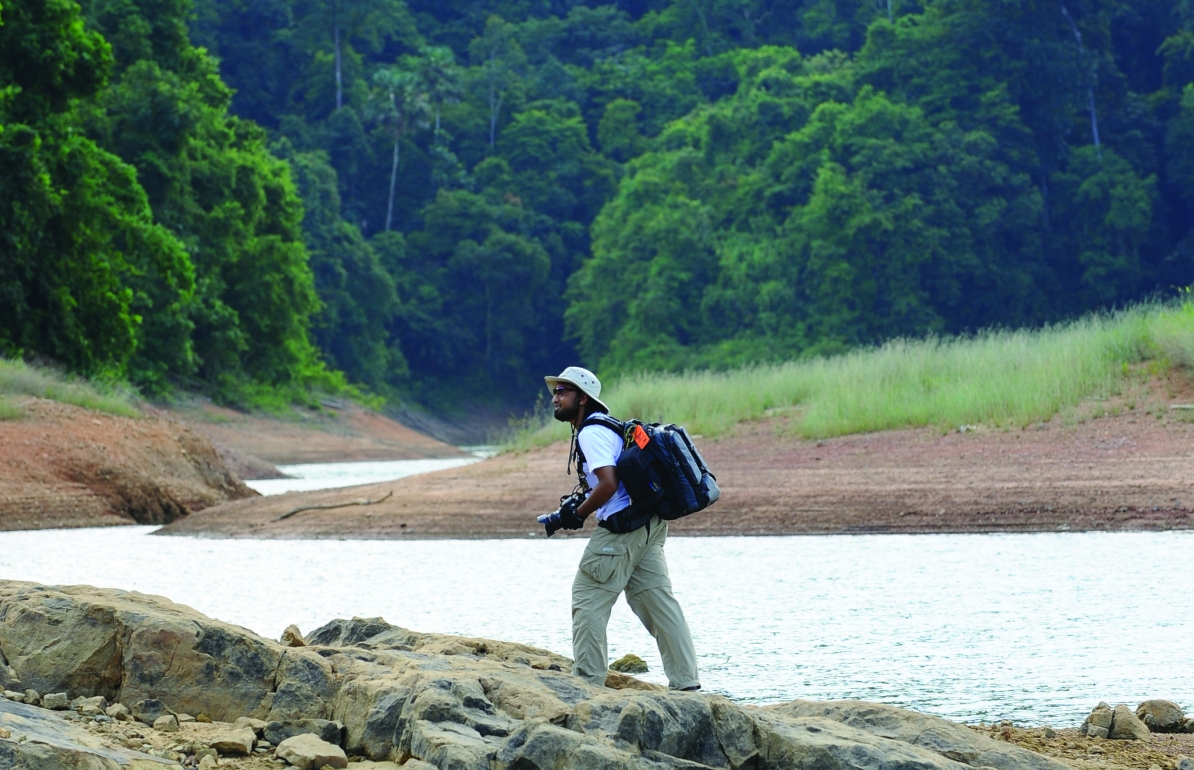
[{"x1": 2, "y1": 581, "x2": 1191, "y2": 770}]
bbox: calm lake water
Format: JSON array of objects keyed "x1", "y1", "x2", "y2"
[
  {"x1": 245, "y1": 458, "x2": 483, "y2": 495},
  {"x1": 2, "y1": 527, "x2": 1190, "y2": 727}
]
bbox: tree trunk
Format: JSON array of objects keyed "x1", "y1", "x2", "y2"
[
  {"x1": 488, "y1": 51, "x2": 499, "y2": 147},
  {"x1": 1058, "y1": 2, "x2": 1100, "y2": 153},
  {"x1": 484, "y1": 281, "x2": 493, "y2": 365},
  {"x1": 1040, "y1": 171, "x2": 1051, "y2": 228},
  {"x1": 334, "y1": 24, "x2": 343, "y2": 110},
  {"x1": 386, "y1": 128, "x2": 400, "y2": 232},
  {"x1": 1086, "y1": 86, "x2": 1101, "y2": 150},
  {"x1": 491, "y1": 92, "x2": 504, "y2": 148}
]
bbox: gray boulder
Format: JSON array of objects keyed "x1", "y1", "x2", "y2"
[
  {"x1": 0, "y1": 581, "x2": 280, "y2": 721},
  {"x1": 233, "y1": 716, "x2": 268, "y2": 735},
  {"x1": 78, "y1": 695, "x2": 108, "y2": 717},
  {"x1": 1109, "y1": 704, "x2": 1150, "y2": 741},
  {"x1": 1136, "y1": 700, "x2": 1185, "y2": 733},
  {"x1": 0, "y1": 652, "x2": 22, "y2": 692},
  {"x1": 263, "y1": 718, "x2": 344, "y2": 746},
  {"x1": 1081, "y1": 702, "x2": 1113, "y2": 738},
  {"x1": 410, "y1": 719, "x2": 504, "y2": 770},
  {"x1": 40, "y1": 693, "x2": 68, "y2": 710},
  {"x1": 0, "y1": 580, "x2": 1087, "y2": 770},
  {"x1": 132, "y1": 699, "x2": 174, "y2": 725},
  {"x1": 753, "y1": 713, "x2": 978, "y2": 770},
  {"x1": 153, "y1": 714, "x2": 180, "y2": 732},
  {"x1": 105, "y1": 703, "x2": 131, "y2": 721},
  {"x1": 275, "y1": 733, "x2": 347, "y2": 770},
  {"x1": 775, "y1": 700, "x2": 1074, "y2": 770},
  {"x1": 281, "y1": 625, "x2": 307, "y2": 647},
  {"x1": 266, "y1": 648, "x2": 337, "y2": 721},
  {"x1": 210, "y1": 727, "x2": 255, "y2": 756},
  {"x1": 0, "y1": 697, "x2": 173, "y2": 770},
  {"x1": 570, "y1": 691, "x2": 730, "y2": 768},
  {"x1": 21, "y1": 689, "x2": 39, "y2": 707}
]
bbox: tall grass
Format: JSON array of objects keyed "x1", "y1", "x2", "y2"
[
  {"x1": 0, "y1": 358, "x2": 141, "y2": 419},
  {"x1": 0, "y1": 399, "x2": 22, "y2": 420},
  {"x1": 1146, "y1": 301, "x2": 1194, "y2": 370},
  {"x1": 509, "y1": 302, "x2": 1194, "y2": 447}
]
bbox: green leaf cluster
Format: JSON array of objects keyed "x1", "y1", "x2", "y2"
[
  {"x1": 1, "y1": 0, "x2": 338, "y2": 403},
  {"x1": 8, "y1": 0, "x2": 1194, "y2": 411},
  {"x1": 189, "y1": 0, "x2": 1194, "y2": 402}
]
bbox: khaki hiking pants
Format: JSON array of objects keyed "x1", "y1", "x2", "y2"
[{"x1": 571, "y1": 515, "x2": 699, "y2": 690}]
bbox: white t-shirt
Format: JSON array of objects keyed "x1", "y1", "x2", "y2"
[{"x1": 577, "y1": 423, "x2": 632, "y2": 522}]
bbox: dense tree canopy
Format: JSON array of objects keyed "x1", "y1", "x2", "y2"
[{"x1": 4, "y1": 0, "x2": 1194, "y2": 406}]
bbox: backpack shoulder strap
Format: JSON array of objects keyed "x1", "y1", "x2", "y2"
[
  {"x1": 570, "y1": 414, "x2": 625, "y2": 492},
  {"x1": 579, "y1": 413, "x2": 624, "y2": 441}
]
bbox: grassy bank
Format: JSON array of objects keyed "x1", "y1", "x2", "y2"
[
  {"x1": 0, "y1": 358, "x2": 141, "y2": 419},
  {"x1": 511, "y1": 302, "x2": 1194, "y2": 448}
]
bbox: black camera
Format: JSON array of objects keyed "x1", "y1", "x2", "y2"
[
  {"x1": 537, "y1": 509, "x2": 565, "y2": 536},
  {"x1": 537, "y1": 492, "x2": 584, "y2": 536}
]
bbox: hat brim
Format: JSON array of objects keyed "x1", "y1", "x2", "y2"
[{"x1": 544, "y1": 376, "x2": 609, "y2": 412}]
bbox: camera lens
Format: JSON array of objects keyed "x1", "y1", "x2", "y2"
[{"x1": 537, "y1": 511, "x2": 563, "y2": 536}]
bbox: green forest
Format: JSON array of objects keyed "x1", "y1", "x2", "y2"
[{"x1": 4, "y1": 0, "x2": 1194, "y2": 409}]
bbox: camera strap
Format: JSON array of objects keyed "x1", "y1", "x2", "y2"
[{"x1": 570, "y1": 414, "x2": 626, "y2": 494}]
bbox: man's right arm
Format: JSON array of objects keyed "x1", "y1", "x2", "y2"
[{"x1": 575, "y1": 465, "x2": 618, "y2": 521}]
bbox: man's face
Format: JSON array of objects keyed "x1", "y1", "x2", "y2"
[{"x1": 552, "y1": 384, "x2": 581, "y2": 422}]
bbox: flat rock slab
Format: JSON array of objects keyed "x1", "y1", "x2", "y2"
[
  {"x1": 0, "y1": 698, "x2": 174, "y2": 769},
  {"x1": 275, "y1": 733, "x2": 347, "y2": 770},
  {"x1": 210, "y1": 727, "x2": 255, "y2": 756},
  {"x1": 774, "y1": 700, "x2": 1072, "y2": 770}
]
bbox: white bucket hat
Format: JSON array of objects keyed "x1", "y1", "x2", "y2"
[{"x1": 545, "y1": 366, "x2": 609, "y2": 412}]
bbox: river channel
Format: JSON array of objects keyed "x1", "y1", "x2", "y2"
[{"x1": 2, "y1": 525, "x2": 1189, "y2": 727}]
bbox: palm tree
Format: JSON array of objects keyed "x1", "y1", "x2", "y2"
[
  {"x1": 417, "y1": 46, "x2": 463, "y2": 145},
  {"x1": 369, "y1": 68, "x2": 429, "y2": 232}
]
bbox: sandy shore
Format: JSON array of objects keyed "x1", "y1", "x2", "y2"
[
  {"x1": 159, "y1": 408, "x2": 1194, "y2": 539},
  {"x1": 150, "y1": 398, "x2": 469, "y2": 474}
]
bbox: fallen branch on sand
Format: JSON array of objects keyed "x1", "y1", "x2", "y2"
[{"x1": 275, "y1": 490, "x2": 394, "y2": 522}]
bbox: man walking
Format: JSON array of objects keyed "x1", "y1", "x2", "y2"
[{"x1": 544, "y1": 366, "x2": 700, "y2": 691}]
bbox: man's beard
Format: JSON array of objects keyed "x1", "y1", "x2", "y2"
[{"x1": 553, "y1": 403, "x2": 579, "y2": 422}]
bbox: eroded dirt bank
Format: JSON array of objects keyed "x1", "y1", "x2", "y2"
[
  {"x1": 153, "y1": 399, "x2": 470, "y2": 472},
  {"x1": 0, "y1": 395, "x2": 473, "y2": 531},
  {"x1": 0, "y1": 399, "x2": 256, "y2": 530},
  {"x1": 160, "y1": 409, "x2": 1194, "y2": 539}
]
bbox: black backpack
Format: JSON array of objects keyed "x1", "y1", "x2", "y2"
[{"x1": 575, "y1": 414, "x2": 720, "y2": 526}]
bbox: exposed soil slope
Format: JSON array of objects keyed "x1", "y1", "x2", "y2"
[
  {"x1": 153, "y1": 398, "x2": 469, "y2": 474},
  {"x1": 0, "y1": 399, "x2": 255, "y2": 530},
  {"x1": 160, "y1": 407, "x2": 1194, "y2": 539}
]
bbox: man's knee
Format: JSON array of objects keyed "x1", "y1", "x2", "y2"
[
  {"x1": 573, "y1": 575, "x2": 619, "y2": 611},
  {"x1": 626, "y1": 578, "x2": 679, "y2": 613}
]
